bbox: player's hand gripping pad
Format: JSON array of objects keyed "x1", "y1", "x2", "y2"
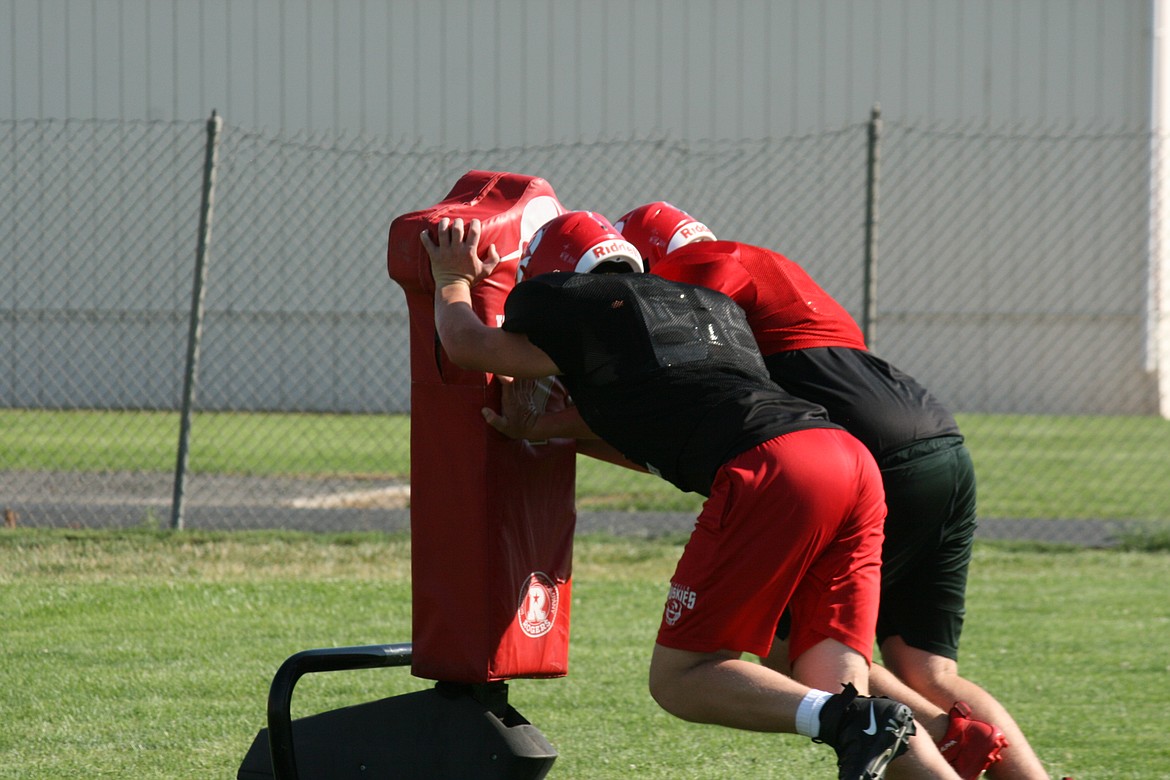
[{"x1": 388, "y1": 171, "x2": 576, "y2": 682}]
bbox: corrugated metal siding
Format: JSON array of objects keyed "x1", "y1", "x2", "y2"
[
  {"x1": 2, "y1": 0, "x2": 1150, "y2": 135},
  {"x1": 0, "y1": 0, "x2": 1158, "y2": 415}
]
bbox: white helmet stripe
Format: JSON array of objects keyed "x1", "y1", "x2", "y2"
[
  {"x1": 575, "y1": 238, "x2": 644, "y2": 273},
  {"x1": 666, "y1": 221, "x2": 716, "y2": 254}
]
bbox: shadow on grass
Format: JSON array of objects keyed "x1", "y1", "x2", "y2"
[{"x1": 1114, "y1": 522, "x2": 1170, "y2": 552}]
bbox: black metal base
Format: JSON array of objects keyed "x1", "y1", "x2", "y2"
[{"x1": 236, "y1": 643, "x2": 556, "y2": 780}]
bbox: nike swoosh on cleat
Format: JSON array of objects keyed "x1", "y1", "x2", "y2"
[{"x1": 862, "y1": 703, "x2": 878, "y2": 736}]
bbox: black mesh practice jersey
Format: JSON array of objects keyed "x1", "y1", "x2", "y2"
[
  {"x1": 502, "y1": 272, "x2": 836, "y2": 496},
  {"x1": 764, "y1": 347, "x2": 960, "y2": 464}
]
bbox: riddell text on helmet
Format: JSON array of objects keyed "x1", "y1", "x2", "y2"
[{"x1": 592, "y1": 240, "x2": 632, "y2": 258}]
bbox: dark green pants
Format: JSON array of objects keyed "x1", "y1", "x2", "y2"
[{"x1": 875, "y1": 435, "x2": 977, "y2": 660}]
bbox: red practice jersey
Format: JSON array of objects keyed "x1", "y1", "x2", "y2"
[{"x1": 653, "y1": 240, "x2": 867, "y2": 354}]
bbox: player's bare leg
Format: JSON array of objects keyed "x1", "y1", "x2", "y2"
[
  {"x1": 765, "y1": 638, "x2": 952, "y2": 737},
  {"x1": 652, "y1": 641, "x2": 957, "y2": 779},
  {"x1": 762, "y1": 638, "x2": 962, "y2": 779},
  {"x1": 649, "y1": 644, "x2": 815, "y2": 731},
  {"x1": 881, "y1": 637, "x2": 1050, "y2": 780}
]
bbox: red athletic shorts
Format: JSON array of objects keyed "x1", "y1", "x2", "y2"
[{"x1": 656, "y1": 427, "x2": 885, "y2": 663}]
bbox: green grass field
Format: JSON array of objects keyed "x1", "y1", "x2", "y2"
[
  {"x1": 1, "y1": 530, "x2": 1166, "y2": 779},
  {"x1": 2, "y1": 409, "x2": 1168, "y2": 774},
  {"x1": 3, "y1": 408, "x2": 1170, "y2": 520}
]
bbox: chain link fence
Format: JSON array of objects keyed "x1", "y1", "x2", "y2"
[{"x1": 2, "y1": 115, "x2": 1167, "y2": 543}]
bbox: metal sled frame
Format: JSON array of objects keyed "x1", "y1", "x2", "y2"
[
  {"x1": 241, "y1": 642, "x2": 558, "y2": 780},
  {"x1": 267, "y1": 643, "x2": 414, "y2": 779}
]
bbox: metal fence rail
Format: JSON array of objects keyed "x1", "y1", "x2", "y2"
[{"x1": 2, "y1": 114, "x2": 1167, "y2": 538}]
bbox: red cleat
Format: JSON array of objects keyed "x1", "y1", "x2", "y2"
[{"x1": 936, "y1": 701, "x2": 1009, "y2": 780}]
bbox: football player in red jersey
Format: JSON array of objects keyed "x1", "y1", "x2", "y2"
[
  {"x1": 424, "y1": 211, "x2": 964, "y2": 780},
  {"x1": 617, "y1": 202, "x2": 1048, "y2": 780}
]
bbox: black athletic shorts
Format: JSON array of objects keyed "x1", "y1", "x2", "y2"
[{"x1": 874, "y1": 435, "x2": 976, "y2": 660}]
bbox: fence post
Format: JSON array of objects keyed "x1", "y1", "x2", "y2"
[
  {"x1": 172, "y1": 110, "x2": 224, "y2": 530},
  {"x1": 863, "y1": 103, "x2": 882, "y2": 349}
]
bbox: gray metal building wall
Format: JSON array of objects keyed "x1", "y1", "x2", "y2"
[
  {"x1": 1, "y1": 0, "x2": 1157, "y2": 414},
  {"x1": 3, "y1": 1, "x2": 1147, "y2": 135}
]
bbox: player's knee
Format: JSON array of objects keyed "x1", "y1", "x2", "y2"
[
  {"x1": 648, "y1": 646, "x2": 719, "y2": 722},
  {"x1": 647, "y1": 668, "x2": 694, "y2": 720},
  {"x1": 882, "y1": 637, "x2": 959, "y2": 693}
]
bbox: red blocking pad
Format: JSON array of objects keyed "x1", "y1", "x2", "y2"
[{"x1": 387, "y1": 171, "x2": 576, "y2": 682}]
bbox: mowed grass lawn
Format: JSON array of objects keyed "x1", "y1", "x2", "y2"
[
  {"x1": 1, "y1": 530, "x2": 1168, "y2": 779},
  {"x1": 3, "y1": 408, "x2": 1170, "y2": 520}
]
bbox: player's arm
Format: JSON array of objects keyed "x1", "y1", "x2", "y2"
[
  {"x1": 483, "y1": 378, "x2": 647, "y2": 473},
  {"x1": 576, "y1": 439, "x2": 650, "y2": 473},
  {"x1": 483, "y1": 379, "x2": 596, "y2": 440},
  {"x1": 491, "y1": 399, "x2": 647, "y2": 473},
  {"x1": 422, "y1": 217, "x2": 560, "y2": 379}
]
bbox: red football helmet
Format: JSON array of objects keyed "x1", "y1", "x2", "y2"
[
  {"x1": 517, "y1": 211, "x2": 644, "y2": 283},
  {"x1": 614, "y1": 202, "x2": 716, "y2": 270}
]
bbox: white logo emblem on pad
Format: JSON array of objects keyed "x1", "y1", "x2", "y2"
[{"x1": 518, "y1": 571, "x2": 559, "y2": 637}]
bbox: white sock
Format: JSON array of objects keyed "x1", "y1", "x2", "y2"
[{"x1": 795, "y1": 689, "x2": 834, "y2": 738}]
